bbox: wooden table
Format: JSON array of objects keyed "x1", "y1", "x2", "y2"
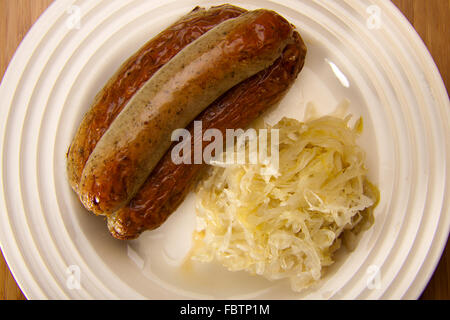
[{"x1": 0, "y1": 0, "x2": 448, "y2": 300}]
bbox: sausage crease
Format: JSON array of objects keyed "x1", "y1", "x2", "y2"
[
  {"x1": 78, "y1": 9, "x2": 294, "y2": 215},
  {"x1": 107, "y1": 32, "x2": 307, "y2": 239}
]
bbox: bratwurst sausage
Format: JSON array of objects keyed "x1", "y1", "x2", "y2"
[
  {"x1": 79, "y1": 9, "x2": 294, "y2": 215},
  {"x1": 107, "y1": 32, "x2": 307, "y2": 240},
  {"x1": 67, "y1": 5, "x2": 247, "y2": 194}
]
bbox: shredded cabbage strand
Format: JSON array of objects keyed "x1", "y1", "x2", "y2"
[{"x1": 191, "y1": 115, "x2": 379, "y2": 292}]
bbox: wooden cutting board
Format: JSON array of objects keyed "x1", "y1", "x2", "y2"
[{"x1": 0, "y1": 0, "x2": 448, "y2": 300}]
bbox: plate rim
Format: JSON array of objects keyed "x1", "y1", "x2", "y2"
[{"x1": 0, "y1": 0, "x2": 448, "y2": 300}]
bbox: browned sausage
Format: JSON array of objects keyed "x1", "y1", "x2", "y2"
[
  {"x1": 78, "y1": 9, "x2": 294, "y2": 215},
  {"x1": 67, "y1": 4, "x2": 247, "y2": 194},
  {"x1": 107, "y1": 31, "x2": 307, "y2": 240}
]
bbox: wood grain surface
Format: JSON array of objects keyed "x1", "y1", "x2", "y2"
[{"x1": 0, "y1": 0, "x2": 448, "y2": 300}]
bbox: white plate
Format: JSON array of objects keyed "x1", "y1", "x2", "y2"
[{"x1": 0, "y1": 0, "x2": 449, "y2": 299}]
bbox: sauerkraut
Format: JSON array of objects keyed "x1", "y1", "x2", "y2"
[{"x1": 190, "y1": 112, "x2": 379, "y2": 291}]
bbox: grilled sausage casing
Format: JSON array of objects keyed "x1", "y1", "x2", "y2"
[
  {"x1": 108, "y1": 32, "x2": 307, "y2": 239},
  {"x1": 67, "y1": 5, "x2": 247, "y2": 194},
  {"x1": 78, "y1": 9, "x2": 294, "y2": 215}
]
